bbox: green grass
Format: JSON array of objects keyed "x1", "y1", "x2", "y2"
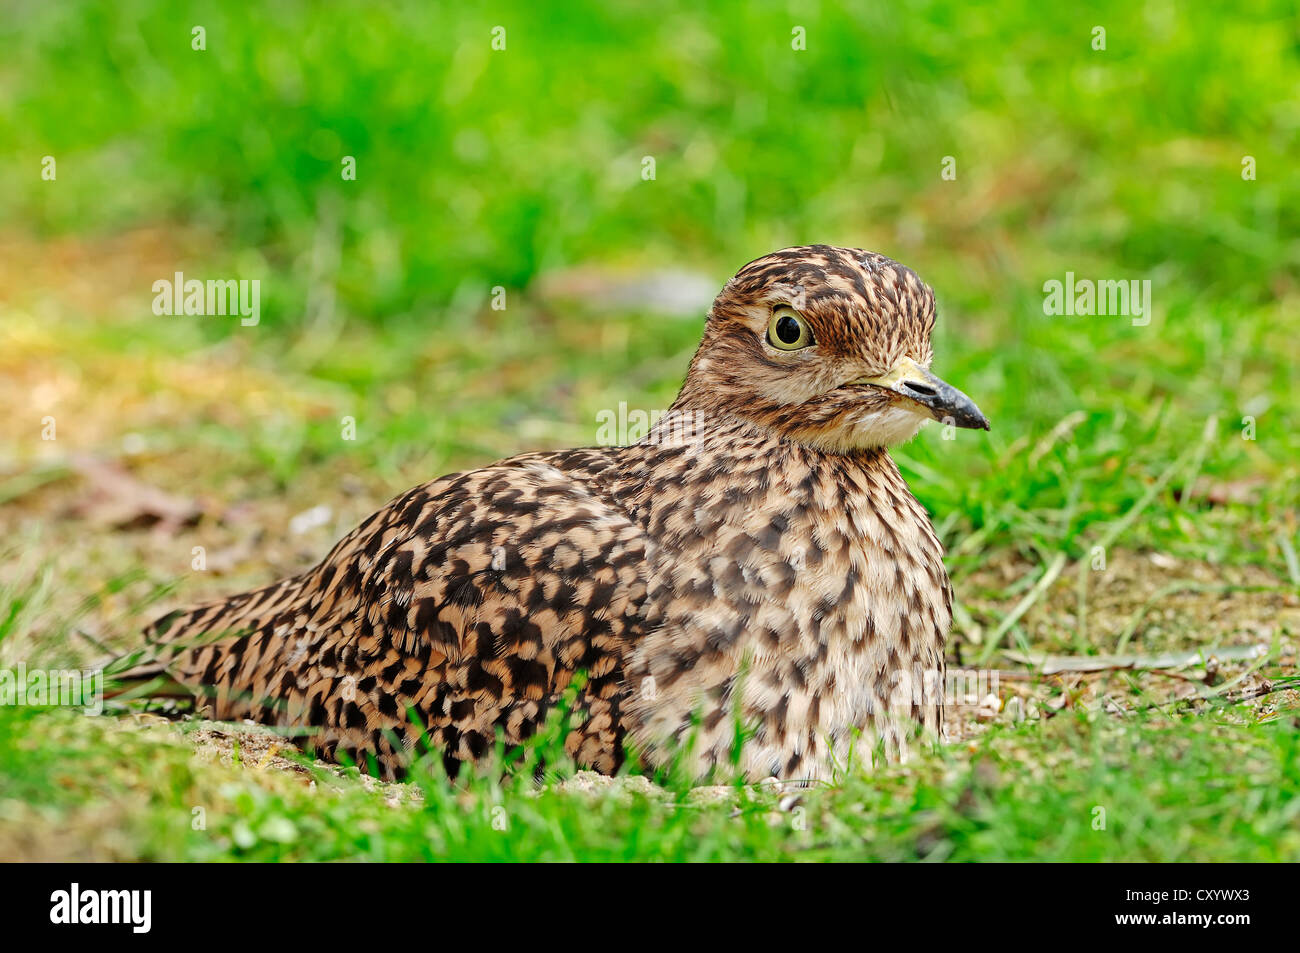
[
  {"x1": 1, "y1": 0, "x2": 1298, "y2": 860},
  {"x1": 4, "y1": 0, "x2": 1295, "y2": 562},
  {"x1": 3, "y1": 692, "x2": 1297, "y2": 862}
]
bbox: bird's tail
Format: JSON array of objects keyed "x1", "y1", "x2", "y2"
[{"x1": 106, "y1": 575, "x2": 309, "y2": 722}]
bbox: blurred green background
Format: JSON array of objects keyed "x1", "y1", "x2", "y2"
[{"x1": 2, "y1": 0, "x2": 1298, "y2": 574}]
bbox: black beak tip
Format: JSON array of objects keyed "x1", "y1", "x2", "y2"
[{"x1": 899, "y1": 376, "x2": 990, "y2": 433}]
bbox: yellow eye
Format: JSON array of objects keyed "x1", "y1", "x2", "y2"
[{"x1": 766, "y1": 306, "x2": 814, "y2": 350}]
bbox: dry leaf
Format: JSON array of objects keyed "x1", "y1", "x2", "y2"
[{"x1": 67, "y1": 455, "x2": 204, "y2": 532}]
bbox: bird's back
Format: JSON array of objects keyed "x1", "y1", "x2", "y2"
[{"x1": 132, "y1": 445, "x2": 653, "y2": 778}]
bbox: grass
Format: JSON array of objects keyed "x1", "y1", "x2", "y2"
[
  {"x1": 0, "y1": 0, "x2": 1298, "y2": 860},
  {"x1": 3, "y1": 686, "x2": 1297, "y2": 862}
]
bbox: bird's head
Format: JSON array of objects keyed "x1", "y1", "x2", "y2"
[{"x1": 674, "y1": 245, "x2": 989, "y2": 453}]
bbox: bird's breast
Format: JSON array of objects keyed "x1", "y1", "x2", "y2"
[{"x1": 622, "y1": 427, "x2": 952, "y2": 778}]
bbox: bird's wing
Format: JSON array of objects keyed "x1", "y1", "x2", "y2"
[{"x1": 123, "y1": 452, "x2": 651, "y2": 777}]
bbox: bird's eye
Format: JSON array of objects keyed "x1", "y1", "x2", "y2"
[{"x1": 766, "y1": 307, "x2": 814, "y2": 351}]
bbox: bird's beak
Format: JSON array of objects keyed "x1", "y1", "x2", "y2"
[{"x1": 853, "y1": 356, "x2": 990, "y2": 431}]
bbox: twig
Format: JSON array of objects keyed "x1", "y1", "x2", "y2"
[{"x1": 1003, "y1": 642, "x2": 1268, "y2": 675}]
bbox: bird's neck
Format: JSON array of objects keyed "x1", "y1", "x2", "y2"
[{"x1": 624, "y1": 411, "x2": 923, "y2": 536}]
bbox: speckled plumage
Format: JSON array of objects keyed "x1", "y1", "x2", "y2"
[{"x1": 124, "y1": 246, "x2": 989, "y2": 782}]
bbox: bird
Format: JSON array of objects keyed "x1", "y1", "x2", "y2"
[{"x1": 117, "y1": 245, "x2": 989, "y2": 783}]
